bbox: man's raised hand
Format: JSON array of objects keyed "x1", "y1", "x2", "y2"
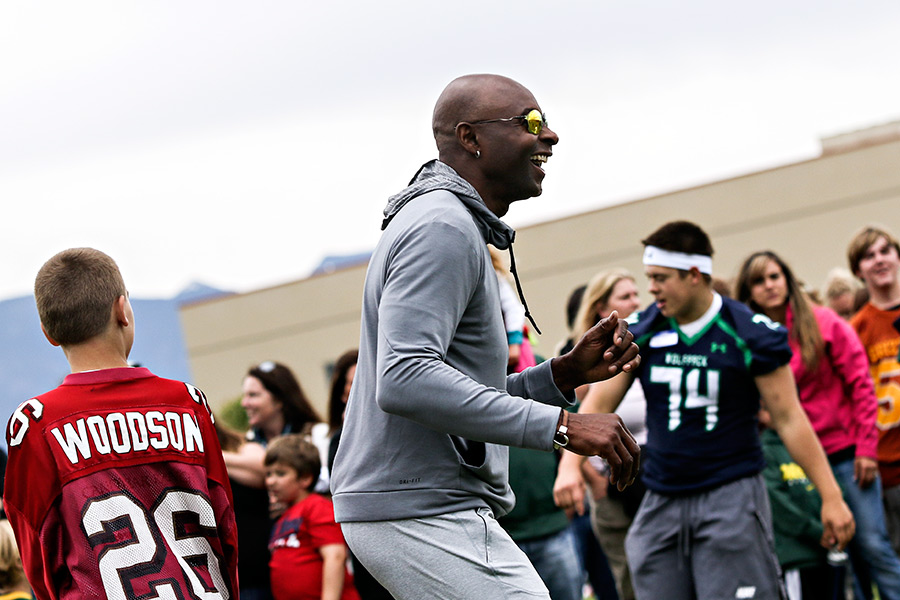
[{"x1": 552, "y1": 311, "x2": 640, "y2": 394}]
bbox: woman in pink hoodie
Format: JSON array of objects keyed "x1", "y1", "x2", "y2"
[{"x1": 737, "y1": 250, "x2": 900, "y2": 600}]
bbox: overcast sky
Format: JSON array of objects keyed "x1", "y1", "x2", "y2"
[{"x1": 2, "y1": 1, "x2": 899, "y2": 301}]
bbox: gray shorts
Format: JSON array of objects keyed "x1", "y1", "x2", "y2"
[
  {"x1": 341, "y1": 507, "x2": 550, "y2": 600},
  {"x1": 625, "y1": 474, "x2": 784, "y2": 600}
]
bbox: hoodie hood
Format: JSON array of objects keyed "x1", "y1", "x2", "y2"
[{"x1": 382, "y1": 160, "x2": 515, "y2": 250}]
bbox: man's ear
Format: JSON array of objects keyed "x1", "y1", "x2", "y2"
[
  {"x1": 40, "y1": 323, "x2": 60, "y2": 347},
  {"x1": 114, "y1": 295, "x2": 130, "y2": 327},
  {"x1": 454, "y1": 122, "x2": 479, "y2": 157},
  {"x1": 688, "y1": 266, "x2": 704, "y2": 284}
]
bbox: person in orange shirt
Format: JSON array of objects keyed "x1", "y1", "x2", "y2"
[{"x1": 848, "y1": 225, "x2": 900, "y2": 557}]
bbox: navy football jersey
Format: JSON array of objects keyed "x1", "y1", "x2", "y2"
[{"x1": 629, "y1": 295, "x2": 791, "y2": 494}]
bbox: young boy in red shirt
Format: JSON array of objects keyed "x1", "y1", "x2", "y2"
[
  {"x1": 266, "y1": 434, "x2": 359, "y2": 600},
  {"x1": 4, "y1": 248, "x2": 238, "y2": 600}
]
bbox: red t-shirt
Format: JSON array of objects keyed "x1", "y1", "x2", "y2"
[
  {"x1": 3, "y1": 368, "x2": 238, "y2": 600},
  {"x1": 269, "y1": 493, "x2": 360, "y2": 600},
  {"x1": 852, "y1": 302, "x2": 900, "y2": 485}
]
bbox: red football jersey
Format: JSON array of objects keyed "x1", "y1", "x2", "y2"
[{"x1": 3, "y1": 367, "x2": 239, "y2": 600}]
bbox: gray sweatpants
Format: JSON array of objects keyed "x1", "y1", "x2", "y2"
[
  {"x1": 625, "y1": 474, "x2": 785, "y2": 600},
  {"x1": 341, "y1": 507, "x2": 551, "y2": 600}
]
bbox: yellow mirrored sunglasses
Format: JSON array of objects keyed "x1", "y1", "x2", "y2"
[{"x1": 468, "y1": 109, "x2": 547, "y2": 135}]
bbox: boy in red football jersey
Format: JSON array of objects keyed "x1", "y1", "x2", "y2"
[
  {"x1": 266, "y1": 434, "x2": 359, "y2": 600},
  {"x1": 3, "y1": 248, "x2": 238, "y2": 600}
]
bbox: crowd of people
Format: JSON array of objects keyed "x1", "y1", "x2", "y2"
[
  {"x1": 2, "y1": 72, "x2": 900, "y2": 600},
  {"x1": 552, "y1": 224, "x2": 900, "y2": 600}
]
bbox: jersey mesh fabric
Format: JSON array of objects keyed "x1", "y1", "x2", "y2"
[
  {"x1": 3, "y1": 368, "x2": 238, "y2": 600},
  {"x1": 629, "y1": 298, "x2": 791, "y2": 494}
]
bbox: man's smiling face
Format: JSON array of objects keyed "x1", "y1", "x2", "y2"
[
  {"x1": 467, "y1": 81, "x2": 559, "y2": 214},
  {"x1": 857, "y1": 235, "x2": 900, "y2": 291}
]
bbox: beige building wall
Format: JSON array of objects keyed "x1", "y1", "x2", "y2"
[{"x1": 181, "y1": 131, "x2": 900, "y2": 416}]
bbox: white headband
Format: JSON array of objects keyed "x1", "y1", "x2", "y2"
[{"x1": 643, "y1": 245, "x2": 713, "y2": 275}]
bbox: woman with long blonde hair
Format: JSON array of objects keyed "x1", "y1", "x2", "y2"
[
  {"x1": 571, "y1": 268, "x2": 640, "y2": 343},
  {"x1": 562, "y1": 267, "x2": 643, "y2": 600}
]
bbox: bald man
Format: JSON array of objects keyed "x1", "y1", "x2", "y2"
[{"x1": 330, "y1": 74, "x2": 641, "y2": 600}]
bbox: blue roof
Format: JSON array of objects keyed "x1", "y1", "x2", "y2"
[{"x1": 311, "y1": 252, "x2": 371, "y2": 275}]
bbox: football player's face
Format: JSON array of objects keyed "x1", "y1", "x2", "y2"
[
  {"x1": 749, "y1": 259, "x2": 788, "y2": 313},
  {"x1": 857, "y1": 236, "x2": 900, "y2": 291},
  {"x1": 645, "y1": 266, "x2": 694, "y2": 323}
]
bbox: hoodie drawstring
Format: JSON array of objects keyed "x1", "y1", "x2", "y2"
[{"x1": 507, "y1": 244, "x2": 541, "y2": 336}]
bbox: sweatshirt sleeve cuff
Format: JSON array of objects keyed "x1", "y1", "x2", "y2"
[
  {"x1": 520, "y1": 359, "x2": 573, "y2": 406},
  {"x1": 521, "y1": 401, "x2": 566, "y2": 452}
]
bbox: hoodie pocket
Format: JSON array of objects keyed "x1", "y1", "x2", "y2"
[{"x1": 450, "y1": 435, "x2": 486, "y2": 469}]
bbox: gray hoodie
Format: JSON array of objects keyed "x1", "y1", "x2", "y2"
[{"x1": 331, "y1": 160, "x2": 571, "y2": 522}]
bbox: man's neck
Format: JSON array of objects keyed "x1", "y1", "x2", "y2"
[
  {"x1": 441, "y1": 157, "x2": 509, "y2": 217},
  {"x1": 868, "y1": 280, "x2": 900, "y2": 311},
  {"x1": 464, "y1": 175, "x2": 508, "y2": 217},
  {"x1": 482, "y1": 195, "x2": 509, "y2": 217},
  {"x1": 63, "y1": 341, "x2": 130, "y2": 374},
  {"x1": 675, "y1": 289, "x2": 715, "y2": 326}
]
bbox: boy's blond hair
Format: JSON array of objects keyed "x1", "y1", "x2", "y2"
[
  {"x1": 34, "y1": 248, "x2": 126, "y2": 345},
  {"x1": 0, "y1": 519, "x2": 26, "y2": 590},
  {"x1": 847, "y1": 225, "x2": 900, "y2": 278},
  {"x1": 264, "y1": 434, "x2": 321, "y2": 492},
  {"x1": 823, "y1": 267, "x2": 861, "y2": 301}
]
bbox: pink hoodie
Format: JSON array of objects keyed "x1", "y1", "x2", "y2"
[{"x1": 787, "y1": 303, "x2": 878, "y2": 459}]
